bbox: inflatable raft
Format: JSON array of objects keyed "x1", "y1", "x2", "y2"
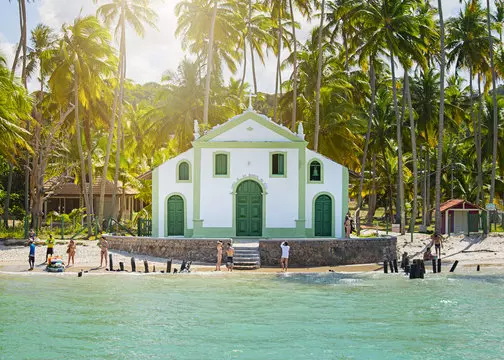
[{"x1": 46, "y1": 256, "x2": 65, "y2": 273}]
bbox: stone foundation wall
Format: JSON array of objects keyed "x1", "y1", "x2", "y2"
[
  {"x1": 259, "y1": 238, "x2": 396, "y2": 267},
  {"x1": 103, "y1": 236, "x2": 231, "y2": 263},
  {"x1": 105, "y1": 236, "x2": 396, "y2": 267}
]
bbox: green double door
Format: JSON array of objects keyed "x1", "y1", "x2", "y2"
[
  {"x1": 314, "y1": 195, "x2": 332, "y2": 236},
  {"x1": 167, "y1": 195, "x2": 184, "y2": 236},
  {"x1": 236, "y1": 180, "x2": 262, "y2": 236}
]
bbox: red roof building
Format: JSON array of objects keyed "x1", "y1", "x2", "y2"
[{"x1": 439, "y1": 199, "x2": 482, "y2": 234}]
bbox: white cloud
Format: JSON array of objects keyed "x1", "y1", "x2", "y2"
[{"x1": 0, "y1": 32, "x2": 16, "y2": 70}]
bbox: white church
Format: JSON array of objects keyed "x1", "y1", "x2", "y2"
[{"x1": 151, "y1": 106, "x2": 349, "y2": 238}]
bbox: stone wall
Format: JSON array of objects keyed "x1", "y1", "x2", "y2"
[
  {"x1": 104, "y1": 236, "x2": 231, "y2": 264},
  {"x1": 105, "y1": 236, "x2": 396, "y2": 267},
  {"x1": 259, "y1": 238, "x2": 397, "y2": 267}
]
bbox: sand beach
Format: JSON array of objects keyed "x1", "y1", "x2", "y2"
[{"x1": 1, "y1": 233, "x2": 503, "y2": 274}]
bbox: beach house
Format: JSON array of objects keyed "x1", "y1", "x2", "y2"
[{"x1": 151, "y1": 107, "x2": 349, "y2": 238}]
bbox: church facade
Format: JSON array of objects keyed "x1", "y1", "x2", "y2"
[{"x1": 151, "y1": 109, "x2": 349, "y2": 238}]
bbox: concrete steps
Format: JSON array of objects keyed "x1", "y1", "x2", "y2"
[{"x1": 233, "y1": 244, "x2": 260, "y2": 270}]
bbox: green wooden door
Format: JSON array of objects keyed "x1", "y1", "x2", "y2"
[
  {"x1": 236, "y1": 180, "x2": 262, "y2": 236},
  {"x1": 314, "y1": 195, "x2": 332, "y2": 236},
  {"x1": 167, "y1": 195, "x2": 184, "y2": 236}
]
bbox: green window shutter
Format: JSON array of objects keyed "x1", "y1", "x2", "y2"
[
  {"x1": 272, "y1": 153, "x2": 284, "y2": 175},
  {"x1": 310, "y1": 161, "x2": 321, "y2": 181},
  {"x1": 215, "y1": 154, "x2": 228, "y2": 175},
  {"x1": 179, "y1": 162, "x2": 189, "y2": 180}
]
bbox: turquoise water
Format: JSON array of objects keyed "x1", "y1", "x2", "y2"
[{"x1": 1, "y1": 272, "x2": 504, "y2": 359}]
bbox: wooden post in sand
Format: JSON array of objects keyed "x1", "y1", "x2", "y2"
[
  {"x1": 432, "y1": 259, "x2": 437, "y2": 273},
  {"x1": 119, "y1": 262, "x2": 124, "y2": 271},
  {"x1": 109, "y1": 254, "x2": 113, "y2": 271},
  {"x1": 144, "y1": 260, "x2": 149, "y2": 273},
  {"x1": 393, "y1": 259, "x2": 398, "y2": 273},
  {"x1": 477, "y1": 265, "x2": 480, "y2": 271},
  {"x1": 389, "y1": 261, "x2": 394, "y2": 273},
  {"x1": 449, "y1": 260, "x2": 458, "y2": 272},
  {"x1": 166, "y1": 259, "x2": 172, "y2": 273},
  {"x1": 384, "y1": 261, "x2": 388, "y2": 273},
  {"x1": 153, "y1": 265, "x2": 156, "y2": 272},
  {"x1": 437, "y1": 258, "x2": 441, "y2": 273},
  {"x1": 131, "y1": 257, "x2": 136, "y2": 272}
]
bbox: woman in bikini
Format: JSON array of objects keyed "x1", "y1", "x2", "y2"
[
  {"x1": 99, "y1": 237, "x2": 109, "y2": 268},
  {"x1": 67, "y1": 239, "x2": 76, "y2": 267},
  {"x1": 215, "y1": 241, "x2": 223, "y2": 271}
]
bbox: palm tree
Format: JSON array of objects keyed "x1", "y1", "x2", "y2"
[
  {"x1": 50, "y1": 16, "x2": 116, "y2": 236},
  {"x1": 288, "y1": 0, "x2": 312, "y2": 131},
  {"x1": 486, "y1": 0, "x2": 499, "y2": 205},
  {"x1": 175, "y1": 0, "x2": 241, "y2": 126},
  {"x1": 314, "y1": 0, "x2": 326, "y2": 152},
  {"x1": 359, "y1": 0, "x2": 425, "y2": 235},
  {"x1": 446, "y1": 0, "x2": 488, "y2": 205},
  {"x1": 95, "y1": 0, "x2": 157, "y2": 224},
  {"x1": 435, "y1": 0, "x2": 446, "y2": 234}
]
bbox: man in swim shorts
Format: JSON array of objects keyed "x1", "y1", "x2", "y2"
[
  {"x1": 226, "y1": 243, "x2": 234, "y2": 272},
  {"x1": 45, "y1": 234, "x2": 55, "y2": 263},
  {"x1": 431, "y1": 232, "x2": 443, "y2": 258}
]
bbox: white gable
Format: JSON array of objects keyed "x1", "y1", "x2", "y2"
[{"x1": 210, "y1": 119, "x2": 292, "y2": 142}]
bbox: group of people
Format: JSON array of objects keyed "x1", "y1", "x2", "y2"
[
  {"x1": 26, "y1": 230, "x2": 110, "y2": 271},
  {"x1": 214, "y1": 241, "x2": 290, "y2": 272},
  {"x1": 424, "y1": 232, "x2": 444, "y2": 261},
  {"x1": 27, "y1": 230, "x2": 76, "y2": 270},
  {"x1": 215, "y1": 241, "x2": 234, "y2": 271}
]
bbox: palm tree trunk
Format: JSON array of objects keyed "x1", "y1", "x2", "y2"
[
  {"x1": 10, "y1": 0, "x2": 23, "y2": 76},
  {"x1": 84, "y1": 118, "x2": 94, "y2": 231},
  {"x1": 487, "y1": 0, "x2": 498, "y2": 204},
  {"x1": 389, "y1": 54, "x2": 405, "y2": 235},
  {"x1": 203, "y1": 2, "x2": 218, "y2": 125},
  {"x1": 366, "y1": 153, "x2": 377, "y2": 225},
  {"x1": 98, "y1": 85, "x2": 119, "y2": 227},
  {"x1": 3, "y1": 163, "x2": 14, "y2": 228},
  {"x1": 426, "y1": 150, "x2": 431, "y2": 226},
  {"x1": 250, "y1": 42, "x2": 257, "y2": 93},
  {"x1": 477, "y1": 73, "x2": 483, "y2": 204},
  {"x1": 420, "y1": 145, "x2": 425, "y2": 226},
  {"x1": 356, "y1": 60, "x2": 375, "y2": 235},
  {"x1": 434, "y1": 0, "x2": 446, "y2": 234},
  {"x1": 405, "y1": 72, "x2": 418, "y2": 232},
  {"x1": 314, "y1": 0, "x2": 325, "y2": 152},
  {"x1": 238, "y1": 35, "x2": 247, "y2": 99},
  {"x1": 273, "y1": 7, "x2": 282, "y2": 123},
  {"x1": 469, "y1": 66, "x2": 480, "y2": 205},
  {"x1": 74, "y1": 74, "x2": 92, "y2": 237},
  {"x1": 112, "y1": 11, "x2": 127, "y2": 220},
  {"x1": 381, "y1": 147, "x2": 394, "y2": 223},
  {"x1": 289, "y1": 0, "x2": 298, "y2": 132}
]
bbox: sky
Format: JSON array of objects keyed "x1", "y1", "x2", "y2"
[{"x1": 0, "y1": 0, "x2": 469, "y2": 94}]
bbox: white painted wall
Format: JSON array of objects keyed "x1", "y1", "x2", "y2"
[
  {"x1": 210, "y1": 119, "x2": 292, "y2": 142},
  {"x1": 156, "y1": 149, "x2": 194, "y2": 236},
  {"x1": 305, "y1": 150, "x2": 344, "y2": 237},
  {"x1": 199, "y1": 148, "x2": 299, "y2": 228}
]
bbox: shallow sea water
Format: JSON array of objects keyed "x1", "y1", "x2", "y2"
[{"x1": 1, "y1": 271, "x2": 504, "y2": 359}]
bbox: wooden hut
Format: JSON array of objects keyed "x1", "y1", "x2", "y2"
[{"x1": 439, "y1": 199, "x2": 482, "y2": 235}]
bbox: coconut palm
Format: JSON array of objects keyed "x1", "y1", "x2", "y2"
[
  {"x1": 314, "y1": 0, "x2": 326, "y2": 153},
  {"x1": 95, "y1": 0, "x2": 157, "y2": 224},
  {"x1": 50, "y1": 16, "x2": 116, "y2": 236},
  {"x1": 175, "y1": 0, "x2": 241, "y2": 126},
  {"x1": 487, "y1": 0, "x2": 499, "y2": 204},
  {"x1": 435, "y1": 0, "x2": 446, "y2": 234}
]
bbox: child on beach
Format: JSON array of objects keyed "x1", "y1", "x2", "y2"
[
  {"x1": 28, "y1": 240, "x2": 35, "y2": 270},
  {"x1": 99, "y1": 236, "x2": 109, "y2": 268},
  {"x1": 280, "y1": 241, "x2": 290, "y2": 272},
  {"x1": 226, "y1": 243, "x2": 234, "y2": 272},
  {"x1": 67, "y1": 240, "x2": 76, "y2": 267},
  {"x1": 45, "y1": 234, "x2": 55, "y2": 263}
]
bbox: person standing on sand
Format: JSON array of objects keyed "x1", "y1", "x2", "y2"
[
  {"x1": 345, "y1": 215, "x2": 352, "y2": 238},
  {"x1": 99, "y1": 236, "x2": 109, "y2": 268},
  {"x1": 67, "y1": 239, "x2": 76, "y2": 267},
  {"x1": 45, "y1": 234, "x2": 55, "y2": 263},
  {"x1": 431, "y1": 233, "x2": 443, "y2": 258},
  {"x1": 280, "y1": 241, "x2": 290, "y2": 272},
  {"x1": 226, "y1": 243, "x2": 234, "y2": 272},
  {"x1": 215, "y1": 240, "x2": 223, "y2": 271},
  {"x1": 28, "y1": 240, "x2": 36, "y2": 270}
]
